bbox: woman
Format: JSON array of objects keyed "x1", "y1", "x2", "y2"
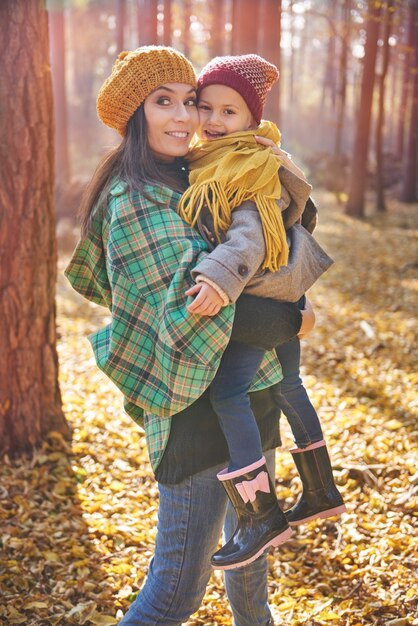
[{"x1": 65, "y1": 46, "x2": 312, "y2": 626}]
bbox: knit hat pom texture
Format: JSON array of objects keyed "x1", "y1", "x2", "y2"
[{"x1": 97, "y1": 46, "x2": 197, "y2": 135}]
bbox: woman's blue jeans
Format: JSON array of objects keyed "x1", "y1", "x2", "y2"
[{"x1": 118, "y1": 451, "x2": 275, "y2": 626}]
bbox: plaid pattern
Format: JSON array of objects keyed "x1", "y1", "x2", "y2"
[{"x1": 65, "y1": 182, "x2": 282, "y2": 470}]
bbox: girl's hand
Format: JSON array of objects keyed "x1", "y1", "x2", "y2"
[
  {"x1": 254, "y1": 136, "x2": 307, "y2": 180},
  {"x1": 185, "y1": 282, "x2": 223, "y2": 316},
  {"x1": 298, "y1": 298, "x2": 316, "y2": 338}
]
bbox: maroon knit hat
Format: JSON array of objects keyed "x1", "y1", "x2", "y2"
[{"x1": 198, "y1": 54, "x2": 279, "y2": 124}]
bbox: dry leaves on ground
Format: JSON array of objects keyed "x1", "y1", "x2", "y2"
[{"x1": 0, "y1": 192, "x2": 417, "y2": 626}]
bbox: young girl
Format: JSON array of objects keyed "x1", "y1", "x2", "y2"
[{"x1": 179, "y1": 54, "x2": 346, "y2": 570}]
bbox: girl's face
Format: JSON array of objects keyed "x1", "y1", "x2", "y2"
[
  {"x1": 197, "y1": 84, "x2": 256, "y2": 140},
  {"x1": 144, "y1": 83, "x2": 198, "y2": 161}
]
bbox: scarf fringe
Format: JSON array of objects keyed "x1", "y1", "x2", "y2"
[
  {"x1": 178, "y1": 121, "x2": 289, "y2": 272},
  {"x1": 179, "y1": 182, "x2": 289, "y2": 272}
]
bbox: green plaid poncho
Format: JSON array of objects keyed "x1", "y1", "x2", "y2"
[{"x1": 65, "y1": 181, "x2": 283, "y2": 470}]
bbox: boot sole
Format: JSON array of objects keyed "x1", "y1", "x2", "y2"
[
  {"x1": 212, "y1": 526, "x2": 293, "y2": 571},
  {"x1": 288, "y1": 504, "x2": 347, "y2": 526}
]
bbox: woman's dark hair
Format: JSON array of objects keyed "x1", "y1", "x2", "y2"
[{"x1": 79, "y1": 105, "x2": 188, "y2": 237}]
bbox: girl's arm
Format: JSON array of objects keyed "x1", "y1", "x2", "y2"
[
  {"x1": 186, "y1": 281, "x2": 224, "y2": 316},
  {"x1": 188, "y1": 200, "x2": 266, "y2": 310}
]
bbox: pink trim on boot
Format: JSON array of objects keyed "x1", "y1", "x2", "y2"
[
  {"x1": 289, "y1": 440, "x2": 326, "y2": 454},
  {"x1": 288, "y1": 504, "x2": 347, "y2": 526},
  {"x1": 217, "y1": 456, "x2": 266, "y2": 481},
  {"x1": 236, "y1": 471, "x2": 270, "y2": 503},
  {"x1": 218, "y1": 526, "x2": 293, "y2": 571}
]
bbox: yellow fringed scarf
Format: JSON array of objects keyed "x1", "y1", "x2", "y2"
[{"x1": 178, "y1": 120, "x2": 288, "y2": 272}]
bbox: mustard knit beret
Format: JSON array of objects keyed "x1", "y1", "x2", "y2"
[{"x1": 97, "y1": 46, "x2": 198, "y2": 135}]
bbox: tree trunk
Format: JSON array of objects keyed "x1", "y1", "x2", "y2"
[
  {"x1": 375, "y1": 0, "x2": 393, "y2": 212},
  {"x1": 68, "y1": 3, "x2": 103, "y2": 156},
  {"x1": 396, "y1": 3, "x2": 415, "y2": 160},
  {"x1": 138, "y1": 0, "x2": 158, "y2": 46},
  {"x1": 287, "y1": 0, "x2": 295, "y2": 111},
  {"x1": 182, "y1": 0, "x2": 191, "y2": 57},
  {"x1": 163, "y1": 0, "x2": 172, "y2": 46},
  {"x1": 0, "y1": 0, "x2": 69, "y2": 457},
  {"x1": 259, "y1": 0, "x2": 282, "y2": 125},
  {"x1": 400, "y1": 0, "x2": 418, "y2": 202},
  {"x1": 334, "y1": 0, "x2": 351, "y2": 159},
  {"x1": 345, "y1": 1, "x2": 381, "y2": 218},
  {"x1": 209, "y1": 0, "x2": 225, "y2": 58},
  {"x1": 116, "y1": 0, "x2": 126, "y2": 52},
  {"x1": 231, "y1": 0, "x2": 259, "y2": 54},
  {"x1": 320, "y1": 1, "x2": 337, "y2": 115},
  {"x1": 49, "y1": 2, "x2": 70, "y2": 186}
]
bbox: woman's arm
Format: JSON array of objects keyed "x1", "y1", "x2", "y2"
[{"x1": 254, "y1": 136, "x2": 307, "y2": 180}]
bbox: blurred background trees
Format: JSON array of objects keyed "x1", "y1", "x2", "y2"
[{"x1": 47, "y1": 0, "x2": 417, "y2": 221}]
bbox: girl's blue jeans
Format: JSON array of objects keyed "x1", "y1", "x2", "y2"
[
  {"x1": 275, "y1": 336, "x2": 323, "y2": 447},
  {"x1": 210, "y1": 340, "x2": 266, "y2": 470},
  {"x1": 210, "y1": 336, "x2": 324, "y2": 472},
  {"x1": 118, "y1": 451, "x2": 275, "y2": 626}
]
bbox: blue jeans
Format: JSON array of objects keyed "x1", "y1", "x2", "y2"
[
  {"x1": 118, "y1": 451, "x2": 275, "y2": 626},
  {"x1": 210, "y1": 341, "x2": 266, "y2": 471},
  {"x1": 211, "y1": 331, "x2": 323, "y2": 466},
  {"x1": 275, "y1": 337, "x2": 323, "y2": 447}
]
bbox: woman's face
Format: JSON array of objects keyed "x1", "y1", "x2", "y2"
[{"x1": 144, "y1": 83, "x2": 198, "y2": 161}]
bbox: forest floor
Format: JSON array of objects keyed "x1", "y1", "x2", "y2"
[{"x1": 1, "y1": 190, "x2": 417, "y2": 626}]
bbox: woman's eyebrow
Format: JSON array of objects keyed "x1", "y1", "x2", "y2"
[{"x1": 153, "y1": 86, "x2": 196, "y2": 94}]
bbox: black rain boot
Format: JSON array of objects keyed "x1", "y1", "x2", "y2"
[
  {"x1": 285, "y1": 440, "x2": 346, "y2": 526},
  {"x1": 211, "y1": 456, "x2": 292, "y2": 570}
]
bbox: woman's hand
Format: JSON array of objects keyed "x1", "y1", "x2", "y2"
[
  {"x1": 298, "y1": 297, "x2": 316, "y2": 338},
  {"x1": 254, "y1": 136, "x2": 307, "y2": 181},
  {"x1": 185, "y1": 282, "x2": 223, "y2": 316}
]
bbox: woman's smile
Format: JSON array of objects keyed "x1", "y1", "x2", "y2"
[{"x1": 165, "y1": 130, "x2": 190, "y2": 138}]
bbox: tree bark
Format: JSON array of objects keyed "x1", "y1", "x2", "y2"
[
  {"x1": 138, "y1": 0, "x2": 158, "y2": 46},
  {"x1": 396, "y1": 2, "x2": 415, "y2": 160},
  {"x1": 375, "y1": 0, "x2": 393, "y2": 212},
  {"x1": 163, "y1": 0, "x2": 172, "y2": 47},
  {"x1": 0, "y1": 0, "x2": 69, "y2": 457},
  {"x1": 334, "y1": 0, "x2": 351, "y2": 159},
  {"x1": 116, "y1": 0, "x2": 126, "y2": 52},
  {"x1": 231, "y1": 0, "x2": 259, "y2": 54},
  {"x1": 182, "y1": 0, "x2": 191, "y2": 57},
  {"x1": 400, "y1": 0, "x2": 418, "y2": 202},
  {"x1": 287, "y1": 0, "x2": 295, "y2": 110},
  {"x1": 209, "y1": 0, "x2": 225, "y2": 58},
  {"x1": 259, "y1": 0, "x2": 282, "y2": 125},
  {"x1": 320, "y1": 1, "x2": 337, "y2": 115},
  {"x1": 49, "y1": 1, "x2": 70, "y2": 186},
  {"x1": 345, "y1": 1, "x2": 381, "y2": 218}
]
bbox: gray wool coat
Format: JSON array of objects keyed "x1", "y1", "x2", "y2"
[{"x1": 191, "y1": 166, "x2": 333, "y2": 304}]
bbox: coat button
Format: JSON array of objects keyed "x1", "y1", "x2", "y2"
[{"x1": 238, "y1": 264, "x2": 249, "y2": 276}]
